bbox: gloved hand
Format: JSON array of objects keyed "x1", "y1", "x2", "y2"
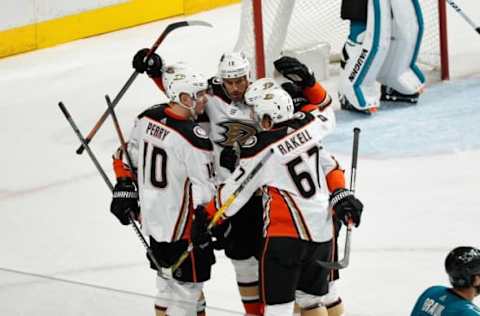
[
  {"x1": 281, "y1": 82, "x2": 309, "y2": 111},
  {"x1": 191, "y1": 206, "x2": 213, "y2": 249},
  {"x1": 110, "y1": 178, "x2": 140, "y2": 225},
  {"x1": 274, "y1": 56, "x2": 316, "y2": 88},
  {"x1": 330, "y1": 189, "x2": 363, "y2": 227},
  {"x1": 220, "y1": 145, "x2": 238, "y2": 173},
  {"x1": 132, "y1": 48, "x2": 163, "y2": 77},
  {"x1": 210, "y1": 220, "x2": 232, "y2": 250}
]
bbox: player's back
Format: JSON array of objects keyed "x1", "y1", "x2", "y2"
[
  {"x1": 411, "y1": 286, "x2": 480, "y2": 316},
  {"x1": 132, "y1": 104, "x2": 215, "y2": 243},
  {"x1": 239, "y1": 111, "x2": 336, "y2": 243}
]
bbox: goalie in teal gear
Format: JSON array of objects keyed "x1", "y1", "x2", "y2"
[{"x1": 338, "y1": 0, "x2": 426, "y2": 114}]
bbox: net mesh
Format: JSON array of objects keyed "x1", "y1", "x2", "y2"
[{"x1": 235, "y1": 0, "x2": 442, "y2": 78}]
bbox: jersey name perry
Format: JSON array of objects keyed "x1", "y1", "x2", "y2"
[{"x1": 146, "y1": 121, "x2": 170, "y2": 140}]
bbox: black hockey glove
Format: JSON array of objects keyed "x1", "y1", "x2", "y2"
[
  {"x1": 330, "y1": 189, "x2": 363, "y2": 227},
  {"x1": 132, "y1": 48, "x2": 163, "y2": 77},
  {"x1": 210, "y1": 220, "x2": 232, "y2": 250},
  {"x1": 281, "y1": 82, "x2": 309, "y2": 112},
  {"x1": 274, "y1": 56, "x2": 316, "y2": 88},
  {"x1": 110, "y1": 178, "x2": 139, "y2": 225},
  {"x1": 191, "y1": 206, "x2": 213, "y2": 250},
  {"x1": 220, "y1": 146, "x2": 238, "y2": 173}
]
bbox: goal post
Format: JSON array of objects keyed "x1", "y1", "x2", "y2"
[{"x1": 235, "y1": 0, "x2": 450, "y2": 81}]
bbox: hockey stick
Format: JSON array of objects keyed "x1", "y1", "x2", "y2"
[
  {"x1": 446, "y1": 0, "x2": 480, "y2": 34},
  {"x1": 105, "y1": 95, "x2": 137, "y2": 182},
  {"x1": 103, "y1": 96, "x2": 168, "y2": 273},
  {"x1": 171, "y1": 148, "x2": 275, "y2": 273},
  {"x1": 59, "y1": 102, "x2": 114, "y2": 191},
  {"x1": 104, "y1": 95, "x2": 167, "y2": 273},
  {"x1": 76, "y1": 20, "x2": 213, "y2": 155},
  {"x1": 59, "y1": 101, "x2": 165, "y2": 273},
  {"x1": 317, "y1": 127, "x2": 360, "y2": 270}
]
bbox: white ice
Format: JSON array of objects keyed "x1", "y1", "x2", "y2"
[{"x1": 1, "y1": 2, "x2": 480, "y2": 315}]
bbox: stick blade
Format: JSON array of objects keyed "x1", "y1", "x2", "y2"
[{"x1": 186, "y1": 20, "x2": 213, "y2": 28}]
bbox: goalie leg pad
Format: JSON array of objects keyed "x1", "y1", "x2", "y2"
[
  {"x1": 338, "y1": 0, "x2": 391, "y2": 111},
  {"x1": 377, "y1": 0, "x2": 426, "y2": 95}
]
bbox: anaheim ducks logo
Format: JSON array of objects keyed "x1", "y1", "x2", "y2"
[{"x1": 215, "y1": 121, "x2": 257, "y2": 146}]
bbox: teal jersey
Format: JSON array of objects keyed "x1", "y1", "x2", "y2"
[{"x1": 411, "y1": 286, "x2": 480, "y2": 316}]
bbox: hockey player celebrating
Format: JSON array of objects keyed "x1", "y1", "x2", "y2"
[
  {"x1": 133, "y1": 49, "x2": 265, "y2": 315},
  {"x1": 198, "y1": 85, "x2": 363, "y2": 316},
  {"x1": 274, "y1": 58, "x2": 347, "y2": 316},
  {"x1": 110, "y1": 68, "x2": 216, "y2": 316},
  {"x1": 338, "y1": 0, "x2": 426, "y2": 114},
  {"x1": 132, "y1": 49, "x2": 335, "y2": 316},
  {"x1": 410, "y1": 246, "x2": 480, "y2": 315}
]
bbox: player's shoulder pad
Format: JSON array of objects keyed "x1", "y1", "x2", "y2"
[
  {"x1": 240, "y1": 128, "x2": 288, "y2": 159},
  {"x1": 240, "y1": 111, "x2": 315, "y2": 158},
  {"x1": 174, "y1": 122, "x2": 213, "y2": 151},
  {"x1": 138, "y1": 105, "x2": 212, "y2": 151},
  {"x1": 137, "y1": 103, "x2": 168, "y2": 119},
  {"x1": 208, "y1": 76, "x2": 231, "y2": 103}
]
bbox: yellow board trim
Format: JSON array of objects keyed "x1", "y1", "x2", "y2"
[
  {"x1": 184, "y1": 0, "x2": 239, "y2": 15},
  {"x1": 0, "y1": 0, "x2": 239, "y2": 58}
]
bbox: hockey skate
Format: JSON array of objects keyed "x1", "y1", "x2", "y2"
[
  {"x1": 380, "y1": 85, "x2": 419, "y2": 104},
  {"x1": 338, "y1": 93, "x2": 377, "y2": 115}
]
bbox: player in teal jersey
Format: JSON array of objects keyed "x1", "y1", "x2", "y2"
[{"x1": 411, "y1": 246, "x2": 480, "y2": 316}]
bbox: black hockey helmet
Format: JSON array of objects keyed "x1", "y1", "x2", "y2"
[{"x1": 445, "y1": 246, "x2": 480, "y2": 288}]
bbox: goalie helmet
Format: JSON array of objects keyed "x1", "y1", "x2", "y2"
[
  {"x1": 249, "y1": 88, "x2": 294, "y2": 129},
  {"x1": 218, "y1": 51, "x2": 251, "y2": 81},
  {"x1": 445, "y1": 246, "x2": 480, "y2": 288},
  {"x1": 244, "y1": 77, "x2": 281, "y2": 105}
]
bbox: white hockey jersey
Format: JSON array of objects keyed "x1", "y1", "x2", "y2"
[
  {"x1": 209, "y1": 111, "x2": 337, "y2": 243},
  {"x1": 128, "y1": 104, "x2": 215, "y2": 243},
  {"x1": 202, "y1": 80, "x2": 258, "y2": 183},
  {"x1": 201, "y1": 79, "x2": 335, "y2": 184}
]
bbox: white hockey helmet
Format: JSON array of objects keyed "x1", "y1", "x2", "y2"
[
  {"x1": 218, "y1": 51, "x2": 251, "y2": 81},
  {"x1": 244, "y1": 77, "x2": 281, "y2": 105},
  {"x1": 162, "y1": 62, "x2": 189, "y2": 98},
  {"x1": 166, "y1": 69, "x2": 208, "y2": 105},
  {"x1": 250, "y1": 88, "x2": 294, "y2": 129}
]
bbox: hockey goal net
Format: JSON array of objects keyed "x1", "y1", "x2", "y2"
[{"x1": 234, "y1": 0, "x2": 449, "y2": 81}]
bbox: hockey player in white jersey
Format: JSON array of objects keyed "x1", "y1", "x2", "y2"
[
  {"x1": 131, "y1": 49, "x2": 335, "y2": 316},
  {"x1": 132, "y1": 49, "x2": 265, "y2": 315},
  {"x1": 338, "y1": 0, "x2": 426, "y2": 114},
  {"x1": 110, "y1": 68, "x2": 216, "y2": 316},
  {"x1": 197, "y1": 87, "x2": 363, "y2": 316}
]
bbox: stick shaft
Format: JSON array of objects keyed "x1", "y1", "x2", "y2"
[
  {"x1": 59, "y1": 102, "x2": 113, "y2": 191},
  {"x1": 76, "y1": 20, "x2": 213, "y2": 155}
]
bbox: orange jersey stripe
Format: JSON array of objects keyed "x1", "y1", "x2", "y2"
[
  {"x1": 303, "y1": 82, "x2": 327, "y2": 105},
  {"x1": 264, "y1": 187, "x2": 300, "y2": 238},
  {"x1": 112, "y1": 159, "x2": 133, "y2": 179},
  {"x1": 326, "y1": 168, "x2": 346, "y2": 193}
]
